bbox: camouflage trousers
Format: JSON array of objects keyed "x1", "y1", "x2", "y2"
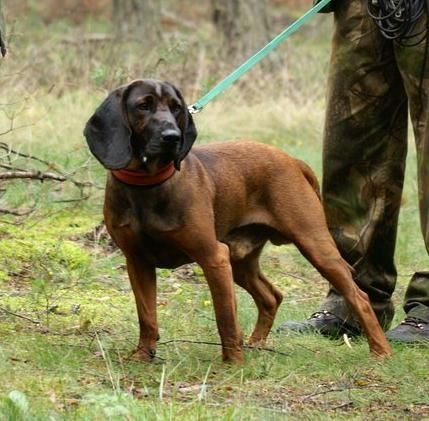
[{"x1": 321, "y1": 0, "x2": 429, "y2": 326}]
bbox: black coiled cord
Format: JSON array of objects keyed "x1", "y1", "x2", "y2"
[{"x1": 367, "y1": 0, "x2": 427, "y2": 45}]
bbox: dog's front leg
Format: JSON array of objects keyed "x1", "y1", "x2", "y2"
[
  {"x1": 197, "y1": 242, "x2": 243, "y2": 363},
  {"x1": 126, "y1": 256, "x2": 158, "y2": 361}
]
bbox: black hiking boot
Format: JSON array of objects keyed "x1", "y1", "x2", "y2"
[
  {"x1": 386, "y1": 317, "x2": 429, "y2": 343},
  {"x1": 276, "y1": 310, "x2": 361, "y2": 339}
]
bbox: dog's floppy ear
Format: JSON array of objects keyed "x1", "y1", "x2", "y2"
[
  {"x1": 164, "y1": 82, "x2": 198, "y2": 170},
  {"x1": 84, "y1": 88, "x2": 132, "y2": 170}
]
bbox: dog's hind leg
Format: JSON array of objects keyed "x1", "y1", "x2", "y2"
[
  {"x1": 271, "y1": 184, "x2": 391, "y2": 358},
  {"x1": 231, "y1": 247, "x2": 283, "y2": 346},
  {"x1": 294, "y1": 234, "x2": 391, "y2": 358}
]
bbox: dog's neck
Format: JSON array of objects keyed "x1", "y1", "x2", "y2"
[{"x1": 111, "y1": 162, "x2": 176, "y2": 186}]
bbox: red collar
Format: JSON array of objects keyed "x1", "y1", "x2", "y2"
[{"x1": 111, "y1": 162, "x2": 176, "y2": 186}]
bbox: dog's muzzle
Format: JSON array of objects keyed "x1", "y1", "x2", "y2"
[{"x1": 139, "y1": 128, "x2": 182, "y2": 163}]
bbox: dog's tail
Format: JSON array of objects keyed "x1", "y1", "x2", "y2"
[{"x1": 297, "y1": 159, "x2": 321, "y2": 200}]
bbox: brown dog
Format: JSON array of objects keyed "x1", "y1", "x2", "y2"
[{"x1": 84, "y1": 79, "x2": 392, "y2": 362}]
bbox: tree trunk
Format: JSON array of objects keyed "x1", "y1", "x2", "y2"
[
  {"x1": 212, "y1": 0, "x2": 272, "y2": 63},
  {"x1": 0, "y1": 0, "x2": 6, "y2": 56},
  {"x1": 113, "y1": 0, "x2": 161, "y2": 46}
]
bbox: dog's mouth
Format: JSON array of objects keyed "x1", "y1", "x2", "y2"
[{"x1": 128, "y1": 136, "x2": 180, "y2": 174}]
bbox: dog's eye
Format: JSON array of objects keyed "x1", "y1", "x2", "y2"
[
  {"x1": 137, "y1": 102, "x2": 151, "y2": 111},
  {"x1": 136, "y1": 96, "x2": 154, "y2": 111},
  {"x1": 170, "y1": 102, "x2": 182, "y2": 114}
]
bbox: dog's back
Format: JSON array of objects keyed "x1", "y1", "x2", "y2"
[{"x1": 192, "y1": 140, "x2": 320, "y2": 198}]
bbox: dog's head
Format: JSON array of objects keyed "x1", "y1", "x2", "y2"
[{"x1": 84, "y1": 79, "x2": 197, "y2": 171}]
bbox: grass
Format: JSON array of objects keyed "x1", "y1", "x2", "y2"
[{"x1": 0, "y1": 7, "x2": 428, "y2": 421}]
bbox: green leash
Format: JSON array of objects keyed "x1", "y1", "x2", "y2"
[{"x1": 188, "y1": 0, "x2": 333, "y2": 114}]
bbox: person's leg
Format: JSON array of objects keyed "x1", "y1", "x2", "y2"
[
  {"x1": 279, "y1": 0, "x2": 408, "y2": 335},
  {"x1": 385, "y1": 28, "x2": 429, "y2": 342}
]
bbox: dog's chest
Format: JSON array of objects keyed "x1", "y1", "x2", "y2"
[
  {"x1": 106, "y1": 195, "x2": 192, "y2": 268},
  {"x1": 143, "y1": 237, "x2": 194, "y2": 269},
  {"x1": 111, "y1": 187, "x2": 185, "y2": 231}
]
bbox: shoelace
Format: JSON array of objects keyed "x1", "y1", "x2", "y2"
[
  {"x1": 310, "y1": 310, "x2": 334, "y2": 319},
  {"x1": 401, "y1": 317, "x2": 427, "y2": 329}
]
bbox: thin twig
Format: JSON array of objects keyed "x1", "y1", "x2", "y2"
[
  {"x1": 243, "y1": 344, "x2": 290, "y2": 356},
  {"x1": 331, "y1": 401, "x2": 354, "y2": 410},
  {"x1": 158, "y1": 339, "x2": 290, "y2": 357},
  {"x1": 159, "y1": 339, "x2": 223, "y2": 347},
  {"x1": 53, "y1": 194, "x2": 91, "y2": 203},
  {"x1": 0, "y1": 163, "x2": 27, "y2": 171},
  {"x1": 0, "y1": 142, "x2": 53, "y2": 166},
  {"x1": 0, "y1": 306, "x2": 41, "y2": 324},
  {"x1": 302, "y1": 384, "x2": 388, "y2": 402},
  {"x1": 60, "y1": 33, "x2": 114, "y2": 45},
  {"x1": 0, "y1": 206, "x2": 34, "y2": 216},
  {"x1": 0, "y1": 122, "x2": 39, "y2": 137},
  {"x1": 161, "y1": 9, "x2": 197, "y2": 30},
  {"x1": 280, "y1": 271, "x2": 314, "y2": 283}
]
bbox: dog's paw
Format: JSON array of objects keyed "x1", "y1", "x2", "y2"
[
  {"x1": 128, "y1": 347, "x2": 156, "y2": 362},
  {"x1": 222, "y1": 346, "x2": 244, "y2": 364},
  {"x1": 370, "y1": 348, "x2": 393, "y2": 360},
  {"x1": 222, "y1": 354, "x2": 244, "y2": 364},
  {"x1": 247, "y1": 336, "x2": 267, "y2": 348}
]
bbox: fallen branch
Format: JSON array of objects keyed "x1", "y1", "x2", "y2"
[
  {"x1": 0, "y1": 142, "x2": 95, "y2": 188},
  {"x1": 0, "y1": 170, "x2": 69, "y2": 182},
  {"x1": 0, "y1": 142, "x2": 98, "y2": 218}
]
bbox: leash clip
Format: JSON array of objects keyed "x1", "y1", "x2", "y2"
[{"x1": 188, "y1": 104, "x2": 202, "y2": 115}]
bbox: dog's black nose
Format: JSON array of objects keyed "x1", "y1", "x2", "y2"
[{"x1": 161, "y1": 129, "x2": 181, "y2": 143}]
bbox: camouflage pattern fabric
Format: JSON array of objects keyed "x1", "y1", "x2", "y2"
[
  {"x1": 320, "y1": 0, "x2": 429, "y2": 326},
  {"x1": 313, "y1": 0, "x2": 337, "y2": 14}
]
